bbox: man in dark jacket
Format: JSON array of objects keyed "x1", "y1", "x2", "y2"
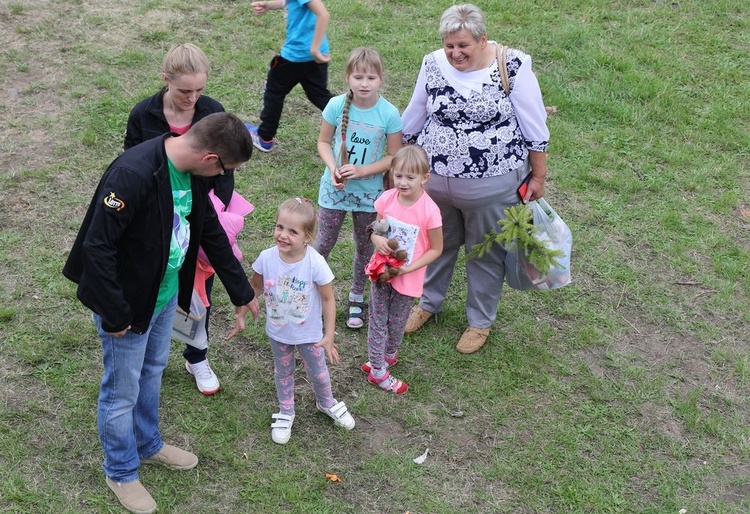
[{"x1": 63, "y1": 112, "x2": 257, "y2": 514}]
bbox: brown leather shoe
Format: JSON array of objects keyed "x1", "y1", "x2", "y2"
[
  {"x1": 141, "y1": 444, "x2": 198, "y2": 470},
  {"x1": 456, "y1": 326, "x2": 490, "y2": 354},
  {"x1": 405, "y1": 305, "x2": 434, "y2": 333},
  {"x1": 106, "y1": 477, "x2": 156, "y2": 514}
]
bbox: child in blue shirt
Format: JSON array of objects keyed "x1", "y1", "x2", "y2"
[{"x1": 247, "y1": 0, "x2": 333, "y2": 152}]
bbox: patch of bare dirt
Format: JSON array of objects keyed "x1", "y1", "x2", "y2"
[
  {"x1": 1, "y1": 2, "x2": 66, "y2": 176},
  {"x1": 0, "y1": 357, "x2": 41, "y2": 412},
  {"x1": 576, "y1": 297, "x2": 749, "y2": 481},
  {"x1": 0, "y1": 68, "x2": 62, "y2": 177},
  {"x1": 719, "y1": 463, "x2": 750, "y2": 502}
]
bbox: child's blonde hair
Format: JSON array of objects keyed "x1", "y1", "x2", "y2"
[
  {"x1": 162, "y1": 43, "x2": 210, "y2": 81},
  {"x1": 278, "y1": 197, "x2": 318, "y2": 241},
  {"x1": 340, "y1": 47, "x2": 385, "y2": 162},
  {"x1": 390, "y1": 145, "x2": 430, "y2": 177}
]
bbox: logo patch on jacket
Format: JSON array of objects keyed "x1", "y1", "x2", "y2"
[{"x1": 104, "y1": 192, "x2": 125, "y2": 211}]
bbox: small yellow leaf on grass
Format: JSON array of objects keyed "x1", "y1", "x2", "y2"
[
  {"x1": 326, "y1": 473, "x2": 342, "y2": 482},
  {"x1": 740, "y1": 208, "x2": 750, "y2": 219}
]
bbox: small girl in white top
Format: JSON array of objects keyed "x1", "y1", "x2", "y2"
[{"x1": 251, "y1": 198, "x2": 355, "y2": 444}]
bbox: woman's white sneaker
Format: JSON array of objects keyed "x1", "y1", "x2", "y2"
[{"x1": 185, "y1": 359, "x2": 220, "y2": 395}]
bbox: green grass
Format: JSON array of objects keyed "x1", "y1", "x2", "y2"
[{"x1": 1, "y1": 0, "x2": 749, "y2": 512}]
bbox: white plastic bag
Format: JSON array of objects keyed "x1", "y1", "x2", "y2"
[
  {"x1": 505, "y1": 198, "x2": 572, "y2": 290},
  {"x1": 172, "y1": 289, "x2": 208, "y2": 349}
]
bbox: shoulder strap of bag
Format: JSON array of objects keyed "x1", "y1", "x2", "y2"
[{"x1": 496, "y1": 44, "x2": 510, "y2": 95}]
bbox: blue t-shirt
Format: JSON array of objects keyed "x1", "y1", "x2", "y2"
[
  {"x1": 281, "y1": 0, "x2": 330, "y2": 62},
  {"x1": 317, "y1": 94, "x2": 403, "y2": 212}
]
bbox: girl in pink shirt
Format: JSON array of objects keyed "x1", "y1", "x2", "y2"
[{"x1": 362, "y1": 146, "x2": 443, "y2": 394}]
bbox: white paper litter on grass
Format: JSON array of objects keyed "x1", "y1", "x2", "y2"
[{"x1": 413, "y1": 448, "x2": 429, "y2": 464}]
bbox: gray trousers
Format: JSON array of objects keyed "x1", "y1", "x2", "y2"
[
  {"x1": 367, "y1": 281, "x2": 413, "y2": 371},
  {"x1": 419, "y1": 162, "x2": 529, "y2": 328}
]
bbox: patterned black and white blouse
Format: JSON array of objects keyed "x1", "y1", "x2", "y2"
[{"x1": 402, "y1": 44, "x2": 549, "y2": 179}]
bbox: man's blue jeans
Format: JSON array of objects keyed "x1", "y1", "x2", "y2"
[{"x1": 93, "y1": 296, "x2": 176, "y2": 482}]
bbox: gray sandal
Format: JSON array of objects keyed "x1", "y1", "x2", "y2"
[{"x1": 346, "y1": 300, "x2": 367, "y2": 329}]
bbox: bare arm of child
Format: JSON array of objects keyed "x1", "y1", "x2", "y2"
[
  {"x1": 306, "y1": 0, "x2": 331, "y2": 64},
  {"x1": 249, "y1": 273, "x2": 264, "y2": 309},
  {"x1": 394, "y1": 226, "x2": 443, "y2": 276},
  {"x1": 317, "y1": 121, "x2": 345, "y2": 189},
  {"x1": 251, "y1": 0, "x2": 285, "y2": 15},
  {"x1": 338, "y1": 131, "x2": 403, "y2": 181},
  {"x1": 314, "y1": 281, "x2": 340, "y2": 363}
]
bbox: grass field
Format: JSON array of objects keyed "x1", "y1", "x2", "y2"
[{"x1": 1, "y1": 0, "x2": 749, "y2": 512}]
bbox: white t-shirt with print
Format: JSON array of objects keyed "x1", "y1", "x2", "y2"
[{"x1": 252, "y1": 245, "x2": 334, "y2": 344}]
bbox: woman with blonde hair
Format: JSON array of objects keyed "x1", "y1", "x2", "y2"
[{"x1": 124, "y1": 43, "x2": 243, "y2": 394}]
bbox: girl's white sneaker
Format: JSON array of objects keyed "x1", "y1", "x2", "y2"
[
  {"x1": 316, "y1": 401, "x2": 355, "y2": 430},
  {"x1": 271, "y1": 413, "x2": 294, "y2": 444}
]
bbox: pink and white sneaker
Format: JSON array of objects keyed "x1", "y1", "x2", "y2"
[
  {"x1": 368, "y1": 370, "x2": 408, "y2": 395},
  {"x1": 361, "y1": 354, "x2": 398, "y2": 374}
]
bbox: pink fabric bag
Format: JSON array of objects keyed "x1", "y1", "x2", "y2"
[{"x1": 194, "y1": 191, "x2": 254, "y2": 306}]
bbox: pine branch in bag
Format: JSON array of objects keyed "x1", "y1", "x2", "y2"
[{"x1": 467, "y1": 203, "x2": 564, "y2": 274}]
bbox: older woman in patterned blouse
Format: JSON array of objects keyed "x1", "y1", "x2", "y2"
[{"x1": 401, "y1": 3, "x2": 550, "y2": 354}]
